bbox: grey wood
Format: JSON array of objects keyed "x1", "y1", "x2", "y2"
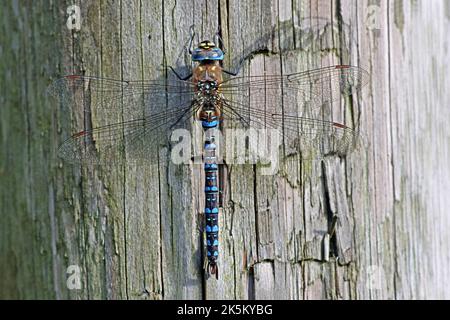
[{"x1": 1, "y1": 0, "x2": 450, "y2": 300}]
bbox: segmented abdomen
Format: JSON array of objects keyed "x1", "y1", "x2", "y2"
[{"x1": 203, "y1": 121, "x2": 219, "y2": 276}]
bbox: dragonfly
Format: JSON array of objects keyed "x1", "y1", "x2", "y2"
[{"x1": 48, "y1": 33, "x2": 369, "y2": 279}]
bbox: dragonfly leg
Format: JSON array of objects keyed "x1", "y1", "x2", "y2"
[
  {"x1": 187, "y1": 25, "x2": 196, "y2": 54},
  {"x1": 222, "y1": 52, "x2": 253, "y2": 76},
  {"x1": 222, "y1": 68, "x2": 240, "y2": 77},
  {"x1": 222, "y1": 49, "x2": 270, "y2": 76},
  {"x1": 168, "y1": 66, "x2": 193, "y2": 81},
  {"x1": 214, "y1": 25, "x2": 227, "y2": 54}
]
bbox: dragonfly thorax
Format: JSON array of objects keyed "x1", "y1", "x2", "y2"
[
  {"x1": 193, "y1": 61, "x2": 223, "y2": 88},
  {"x1": 197, "y1": 80, "x2": 219, "y2": 95}
]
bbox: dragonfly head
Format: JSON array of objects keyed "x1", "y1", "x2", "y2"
[{"x1": 192, "y1": 40, "x2": 224, "y2": 62}]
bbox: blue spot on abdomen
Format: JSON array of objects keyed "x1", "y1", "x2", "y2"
[
  {"x1": 202, "y1": 120, "x2": 219, "y2": 128},
  {"x1": 205, "y1": 186, "x2": 219, "y2": 192},
  {"x1": 205, "y1": 164, "x2": 218, "y2": 170}
]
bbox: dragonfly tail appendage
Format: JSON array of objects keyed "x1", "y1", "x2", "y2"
[{"x1": 208, "y1": 262, "x2": 219, "y2": 280}]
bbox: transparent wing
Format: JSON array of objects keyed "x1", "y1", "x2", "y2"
[
  {"x1": 58, "y1": 101, "x2": 201, "y2": 165},
  {"x1": 220, "y1": 65, "x2": 369, "y2": 112},
  {"x1": 217, "y1": 96, "x2": 361, "y2": 163},
  {"x1": 48, "y1": 74, "x2": 198, "y2": 165},
  {"x1": 47, "y1": 74, "x2": 195, "y2": 118}
]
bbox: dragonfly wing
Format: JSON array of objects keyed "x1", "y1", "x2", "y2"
[
  {"x1": 58, "y1": 101, "x2": 200, "y2": 165},
  {"x1": 272, "y1": 114, "x2": 361, "y2": 159},
  {"x1": 218, "y1": 97, "x2": 361, "y2": 162},
  {"x1": 219, "y1": 65, "x2": 369, "y2": 112},
  {"x1": 47, "y1": 74, "x2": 195, "y2": 119}
]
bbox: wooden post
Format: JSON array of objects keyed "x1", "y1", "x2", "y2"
[{"x1": 1, "y1": 0, "x2": 450, "y2": 299}]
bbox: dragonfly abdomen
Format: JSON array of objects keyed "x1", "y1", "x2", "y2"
[{"x1": 203, "y1": 116, "x2": 220, "y2": 278}]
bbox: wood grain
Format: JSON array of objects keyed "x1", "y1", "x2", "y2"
[{"x1": 1, "y1": 0, "x2": 450, "y2": 299}]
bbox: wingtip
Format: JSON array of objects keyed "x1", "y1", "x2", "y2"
[
  {"x1": 335, "y1": 65, "x2": 351, "y2": 69},
  {"x1": 332, "y1": 122, "x2": 347, "y2": 129},
  {"x1": 72, "y1": 130, "x2": 87, "y2": 138}
]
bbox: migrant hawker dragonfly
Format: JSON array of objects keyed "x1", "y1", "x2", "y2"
[{"x1": 48, "y1": 36, "x2": 369, "y2": 279}]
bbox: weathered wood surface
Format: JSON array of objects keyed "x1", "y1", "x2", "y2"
[{"x1": 1, "y1": 0, "x2": 450, "y2": 299}]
